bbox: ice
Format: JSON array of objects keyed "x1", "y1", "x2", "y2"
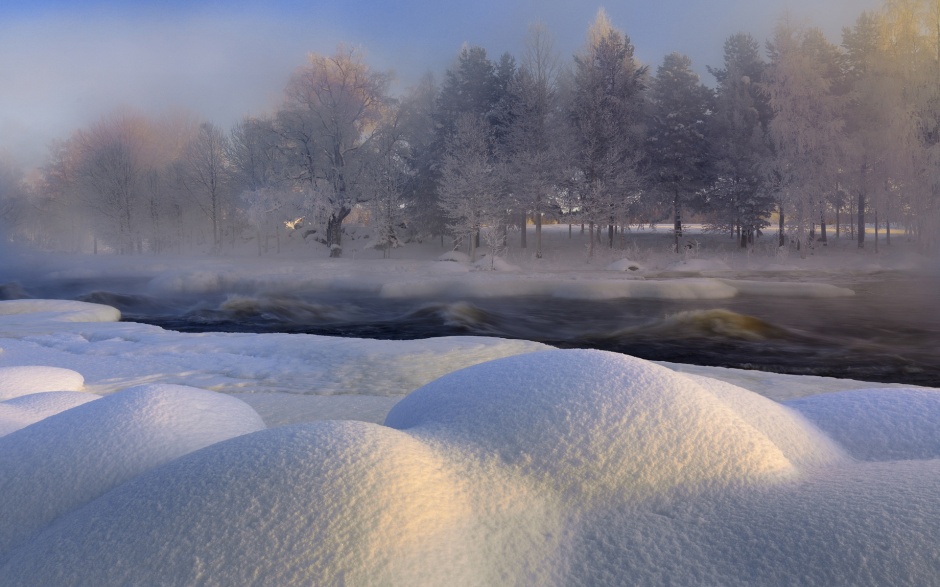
[
  {"x1": 0, "y1": 383, "x2": 265, "y2": 555},
  {"x1": 0, "y1": 365, "x2": 85, "y2": 400}
]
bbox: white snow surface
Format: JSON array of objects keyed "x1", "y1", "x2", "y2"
[
  {"x1": 0, "y1": 383, "x2": 265, "y2": 556},
  {"x1": 0, "y1": 391, "x2": 99, "y2": 437},
  {"x1": 0, "y1": 365, "x2": 85, "y2": 400},
  {"x1": 0, "y1": 299, "x2": 120, "y2": 323},
  {"x1": 786, "y1": 388, "x2": 940, "y2": 461},
  {"x1": 0, "y1": 346, "x2": 938, "y2": 585}
]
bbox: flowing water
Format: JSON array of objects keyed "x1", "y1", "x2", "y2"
[{"x1": 6, "y1": 273, "x2": 940, "y2": 387}]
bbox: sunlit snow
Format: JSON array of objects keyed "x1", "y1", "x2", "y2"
[{"x1": 0, "y1": 295, "x2": 938, "y2": 585}]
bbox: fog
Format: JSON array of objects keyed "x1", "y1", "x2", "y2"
[{"x1": 1, "y1": 0, "x2": 879, "y2": 169}]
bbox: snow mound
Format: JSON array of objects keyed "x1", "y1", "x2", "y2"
[
  {"x1": 605, "y1": 258, "x2": 644, "y2": 272},
  {"x1": 437, "y1": 250, "x2": 471, "y2": 263},
  {"x1": 0, "y1": 365, "x2": 85, "y2": 400},
  {"x1": 473, "y1": 255, "x2": 520, "y2": 271},
  {"x1": 684, "y1": 374, "x2": 845, "y2": 469},
  {"x1": 0, "y1": 422, "x2": 486, "y2": 586},
  {"x1": 0, "y1": 384, "x2": 265, "y2": 555},
  {"x1": 0, "y1": 299, "x2": 120, "y2": 323},
  {"x1": 786, "y1": 388, "x2": 940, "y2": 461},
  {"x1": 667, "y1": 258, "x2": 732, "y2": 272},
  {"x1": 0, "y1": 391, "x2": 100, "y2": 437},
  {"x1": 386, "y1": 349, "x2": 801, "y2": 502},
  {"x1": 722, "y1": 279, "x2": 855, "y2": 298}
]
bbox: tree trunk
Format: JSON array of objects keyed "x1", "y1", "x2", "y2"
[
  {"x1": 857, "y1": 189, "x2": 866, "y2": 249},
  {"x1": 673, "y1": 187, "x2": 682, "y2": 254},
  {"x1": 327, "y1": 213, "x2": 345, "y2": 257},
  {"x1": 520, "y1": 211, "x2": 527, "y2": 249},
  {"x1": 778, "y1": 201, "x2": 785, "y2": 248},
  {"x1": 535, "y1": 212, "x2": 542, "y2": 259},
  {"x1": 588, "y1": 221, "x2": 595, "y2": 258},
  {"x1": 820, "y1": 211, "x2": 827, "y2": 244}
]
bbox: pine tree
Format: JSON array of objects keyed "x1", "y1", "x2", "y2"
[
  {"x1": 568, "y1": 9, "x2": 646, "y2": 258},
  {"x1": 646, "y1": 52, "x2": 714, "y2": 253}
]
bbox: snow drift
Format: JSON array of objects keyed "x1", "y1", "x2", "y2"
[{"x1": 0, "y1": 384, "x2": 265, "y2": 556}]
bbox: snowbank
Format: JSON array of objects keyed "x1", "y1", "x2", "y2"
[
  {"x1": 0, "y1": 391, "x2": 99, "y2": 437},
  {"x1": 786, "y1": 388, "x2": 940, "y2": 461},
  {"x1": 0, "y1": 384, "x2": 265, "y2": 555},
  {"x1": 386, "y1": 350, "x2": 827, "y2": 502},
  {"x1": 0, "y1": 365, "x2": 85, "y2": 400},
  {"x1": 0, "y1": 299, "x2": 121, "y2": 323}
]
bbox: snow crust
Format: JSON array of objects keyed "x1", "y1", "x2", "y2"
[
  {"x1": 0, "y1": 365, "x2": 84, "y2": 400},
  {"x1": 0, "y1": 383, "x2": 265, "y2": 555}
]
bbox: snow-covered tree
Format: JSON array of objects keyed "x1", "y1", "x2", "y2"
[
  {"x1": 706, "y1": 33, "x2": 775, "y2": 247},
  {"x1": 183, "y1": 122, "x2": 232, "y2": 252},
  {"x1": 646, "y1": 52, "x2": 714, "y2": 253},
  {"x1": 506, "y1": 22, "x2": 563, "y2": 258},
  {"x1": 764, "y1": 21, "x2": 848, "y2": 256},
  {"x1": 281, "y1": 46, "x2": 391, "y2": 257},
  {"x1": 568, "y1": 9, "x2": 647, "y2": 257},
  {"x1": 438, "y1": 113, "x2": 500, "y2": 262}
]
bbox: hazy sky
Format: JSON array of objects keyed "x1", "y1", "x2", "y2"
[{"x1": 1, "y1": 0, "x2": 879, "y2": 169}]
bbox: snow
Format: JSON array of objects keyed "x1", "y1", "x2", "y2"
[
  {"x1": 0, "y1": 383, "x2": 265, "y2": 555},
  {"x1": 0, "y1": 299, "x2": 121, "y2": 323},
  {"x1": 786, "y1": 388, "x2": 940, "y2": 461},
  {"x1": 0, "y1": 342, "x2": 937, "y2": 585},
  {"x1": 0, "y1": 365, "x2": 85, "y2": 400},
  {"x1": 0, "y1": 391, "x2": 99, "y2": 436}
]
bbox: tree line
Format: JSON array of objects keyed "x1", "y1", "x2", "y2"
[{"x1": 1, "y1": 2, "x2": 938, "y2": 258}]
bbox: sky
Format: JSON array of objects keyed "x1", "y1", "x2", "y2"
[{"x1": 1, "y1": 0, "x2": 880, "y2": 170}]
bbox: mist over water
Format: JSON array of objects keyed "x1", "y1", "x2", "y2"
[{"x1": 6, "y1": 271, "x2": 940, "y2": 387}]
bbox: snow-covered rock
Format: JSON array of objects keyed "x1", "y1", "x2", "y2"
[
  {"x1": 0, "y1": 391, "x2": 100, "y2": 437},
  {"x1": 386, "y1": 349, "x2": 811, "y2": 502},
  {"x1": 0, "y1": 365, "x2": 85, "y2": 400},
  {"x1": 0, "y1": 299, "x2": 121, "y2": 323},
  {"x1": 605, "y1": 258, "x2": 644, "y2": 272},
  {"x1": 0, "y1": 422, "x2": 489, "y2": 586},
  {"x1": 0, "y1": 384, "x2": 265, "y2": 555}
]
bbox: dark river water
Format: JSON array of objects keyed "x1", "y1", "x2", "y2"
[{"x1": 5, "y1": 273, "x2": 940, "y2": 387}]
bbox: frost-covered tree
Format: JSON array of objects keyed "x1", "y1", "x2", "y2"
[
  {"x1": 0, "y1": 155, "x2": 27, "y2": 244},
  {"x1": 646, "y1": 52, "x2": 714, "y2": 253},
  {"x1": 183, "y1": 122, "x2": 232, "y2": 252},
  {"x1": 73, "y1": 113, "x2": 153, "y2": 254},
  {"x1": 364, "y1": 105, "x2": 411, "y2": 258},
  {"x1": 282, "y1": 46, "x2": 391, "y2": 257},
  {"x1": 568, "y1": 9, "x2": 647, "y2": 257},
  {"x1": 706, "y1": 33, "x2": 775, "y2": 247},
  {"x1": 438, "y1": 114, "x2": 500, "y2": 262},
  {"x1": 506, "y1": 22, "x2": 563, "y2": 258},
  {"x1": 764, "y1": 21, "x2": 848, "y2": 256}
]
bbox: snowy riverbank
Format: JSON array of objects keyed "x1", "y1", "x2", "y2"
[{"x1": 1, "y1": 298, "x2": 939, "y2": 585}]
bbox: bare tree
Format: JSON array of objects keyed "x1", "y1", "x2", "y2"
[{"x1": 184, "y1": 122, "x2": 232, "y2": 251}]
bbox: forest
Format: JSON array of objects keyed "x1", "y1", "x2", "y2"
[{"x1": 1, "y1": 0, "x2": 938, "y2": 260}]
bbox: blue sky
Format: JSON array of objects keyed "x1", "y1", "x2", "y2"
[{"x1": 1, "y1": 0, "x2": 879, "y2": 168}]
